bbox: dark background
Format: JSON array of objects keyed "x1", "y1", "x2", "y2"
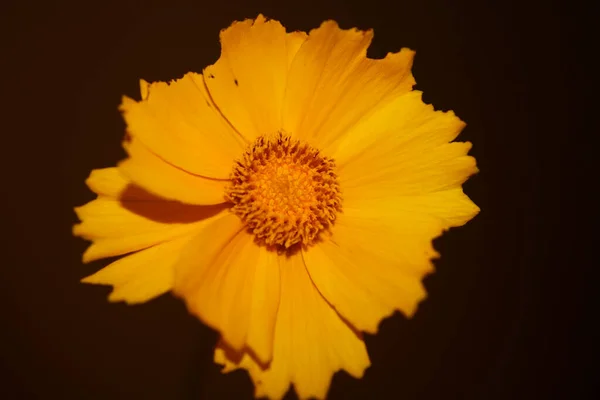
[{"x1": 1, "y1": 0, "x2": 588, "y2": 399}]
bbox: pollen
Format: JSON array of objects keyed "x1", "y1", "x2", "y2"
[{"x1": 225, "y1": 133, "x2": 342, "y2": 250}]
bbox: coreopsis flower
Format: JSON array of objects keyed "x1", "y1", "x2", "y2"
[{"x1": 74, "y1": 14, "x2": 479, "y2": 400}]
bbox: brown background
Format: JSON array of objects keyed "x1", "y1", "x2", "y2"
[{"x1": 1, "y1": 0, "x2": 587, "y2": 399}]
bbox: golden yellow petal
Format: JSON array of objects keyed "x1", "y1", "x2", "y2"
[
  {"x1": 75, "y1": 168, "x2": 227, "y2": 263},
  {"x1": 329, "y1": 90, "x2": 463, "y2": 163},
  {"x1": 214, "y1": 253, "x2": 370, "y2": 400},
  {"x1": 119, "y1": 137, "x2": 228, "y2": 205},
  {"x1": 341, "y1": 140, "x2": 477, "y2": 199},
  {"x1": 173, "y1": 212, "x2": 280, "y2": 365},
  {"x1": 304, "y1": 188, "x2": 479, "y2": 334},
  {"x1": 81, "y1": 235, "x2": 191, "y2": 304},
  {"x1": 139, "y1": 79, "x2": 150, "y2": 100},
  {"x1": 203, "y1": 15, "x2": 306, "y2": 141},
  {"x1": 85, "y1": 167, "x2": 174, "y2": 200},
  {"x1": 85, "y1": 166, "x2": 195, "y2": 201},
  {"x1": 119, "y1": 72, "x2": 244, "y2": 179},
  {"x1": 285, "y1": 31, "x2": 308, "y2": 69},
  {"x1": 282, "y1": 21, "x2": 415, "y2": 149},
  {"x1": 84, "y1": 167, "x2": 130, "y2": 197},
  {"x1": 304, "y1": 216, "x2": 435, "y2": 334},
  {"x1": 345, "y1": 187, "x2": 480, "y2": 228},
  {"x1": 336, "y1": 90, "x2": 478, "y2": 198},
  {"x1": 73, "y1": 197, "x2": 227, "y2": 263}
]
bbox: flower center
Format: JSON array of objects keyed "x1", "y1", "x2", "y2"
[{"x1": 225, "y1": 133, "x2": 342, "y2": 250}]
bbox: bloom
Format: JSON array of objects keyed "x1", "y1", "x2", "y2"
[{"x1": 74, "y1": 14, "x2": 479, "y2": 399}]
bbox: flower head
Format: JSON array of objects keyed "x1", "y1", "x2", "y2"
[{"x1": 74, "y1": 14, "x2": 479, "y2": 399}]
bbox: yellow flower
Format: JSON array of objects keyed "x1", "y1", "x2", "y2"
[{"x1": 74, "y1": 14, "x2": 479, "y2": 400}]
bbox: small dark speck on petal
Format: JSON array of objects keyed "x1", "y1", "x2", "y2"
[
  {"x1": 234, "y1": 79, "x2": 238, "y2": 86},
  {"x1": 208, "y1": 73, "x2": 215, "y2": 78}
]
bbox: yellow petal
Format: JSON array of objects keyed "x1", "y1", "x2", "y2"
[
  {"x1": 304, "y1": 216, "x2": 434, "y2": 334},
  {"x1": 204, "y1": 15, "x2": 306, "y2": 141},
  {"x1": 345, "y1": 187, "x2": 480, "y2": 228},
  {"x1": 74, "y1": 196, "x2": 227, "y2": 263},
  {"x1": 81, "y1": 235, "x2": 191, "y2": 304},
  {"x1": 341, "y1": 140, "x2": 477, "y2": 199},
  {"x1": 336, "y1": 91, "x2": 478, "y2": 197},
  {"x1": 330, "y1": 91, "x2": 463, "y2": 164},
  {"x1": 119, "y1": 137, "x2": 228, "y2": 205},
  {"x1": 285, "y1": 31, "x2": 308, "y2": 69},
  {"x1": 139, "y1": 79, "x2": 150, "y2": 100},
  {"x1": 74, "y1": 167, "x2": 228, "y2": 262},
  {"x1": 84, "y1": 168, "x2": 130, "y2": 197},
  {"x1": 173, "y1": 212, "x2": 280, "y2": 365},
  {"x1": 84, "y1": 166, "x2": 177, "y2": 201},
  {"x1": 214, "y1": 253, "x2": 370, "y2": 400},
  {"x1": 304, "y1": 188, "x2": 479, "y2": 334},
  {"x1": 282, "y1": 21, "x2": 415, "y2": 150},
  {"x1": 119, "y1": 72, "x2": 244, "y2": 179},
  {"x1": 86, "y1": 167, "x2": 176, "y2": 202}
]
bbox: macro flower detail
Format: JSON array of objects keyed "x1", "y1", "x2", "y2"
[
  {"x1": 226, "y1": 133, "x2": 342, "y2": 249},
  {"x1": 74, "y1": 14, "x2": 479, "y2": 400}
]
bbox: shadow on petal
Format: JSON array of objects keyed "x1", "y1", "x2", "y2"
[{"x1": 118, "y1": 184, "x2": 230, "y2": 224}]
